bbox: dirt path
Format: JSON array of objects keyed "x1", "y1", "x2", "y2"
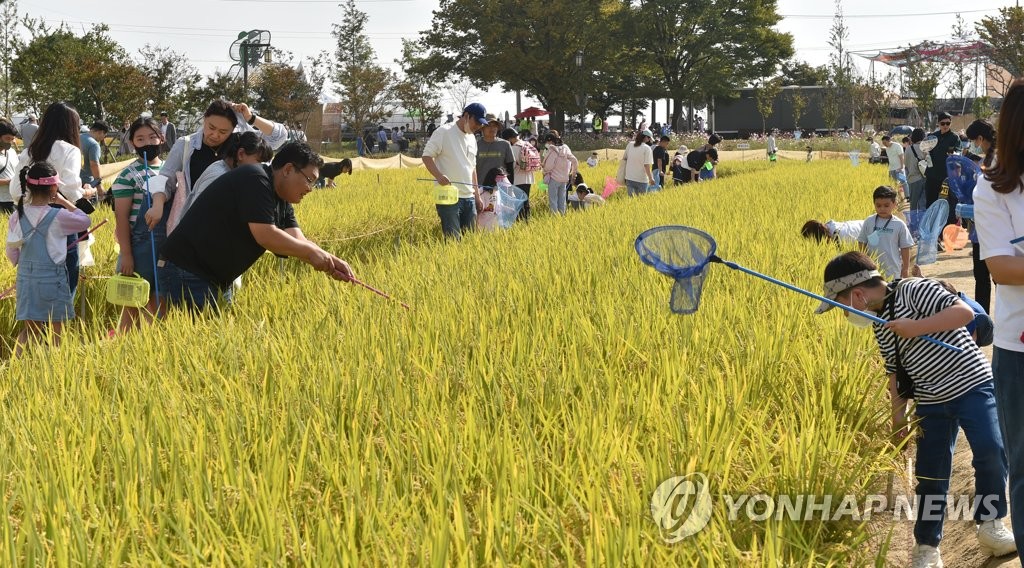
[{"x1": 883, "y1": 246, "x2": 1020, "y2": 567}]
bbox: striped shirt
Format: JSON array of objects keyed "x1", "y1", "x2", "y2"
[
  {"x1": 111, "y1": 161, "x2": 162, "y2": 225},
  {"x1": 873, "y1": 278, "x2": 991, "y2": 405}
]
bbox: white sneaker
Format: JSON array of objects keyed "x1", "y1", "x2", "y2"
[
  {"x1": 977, "y1": 519, "x2": 1017, "y2": 557},
  {"x1": 910, "y1": 544, "x2": 943, "y2": 568}
]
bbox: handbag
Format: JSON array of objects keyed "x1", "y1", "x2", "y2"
[{"x1": 885, "y1": 281, "x2": 914, "y2": 399}]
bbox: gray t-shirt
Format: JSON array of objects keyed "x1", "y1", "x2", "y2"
[
  {"x1": 905, "y1": 143, "x2": 930, "y2": 183},
  {"x1": 475, "y1": 138, "x2": 514, "y2": 183},
  {"x1": 20, "y1": 123, "x2": 38, "y2": 148},
  {"x1": 857, "y1": 214, "x2": 914, "y2": 278}
]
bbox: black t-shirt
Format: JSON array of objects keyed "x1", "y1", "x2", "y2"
[
  {"x1": 188, "y1": 143, "x2": 221, "y2": 189},
  {"x1": 926, "y1": 130, "x2": 961, "y2": 179},
  {"x1": 162, "y1": 164, "x2": 299, "y2": 287},
  {"x1": 652, "y1": 145, "x2": 669, "y2": 173}
]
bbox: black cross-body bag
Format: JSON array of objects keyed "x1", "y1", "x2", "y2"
[{"x1": 884, "y1": 280, "x2": 915, "y2": 399}]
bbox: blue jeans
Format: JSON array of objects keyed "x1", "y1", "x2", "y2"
[
  {"x1": 548, "y1": 181, "x2": 567, "y2": 215},
  {"x1": 890, "y1": 169, "x2": 908, "y2": 195},
  {"x1": 164, "y1": 262, "x2": 232, "y2": 312},
  {"x1": 913, "y1": 382, "x2": 1008, "y2": 546},
  {"x1": 435, "y1": 198, "x2": 476, "y2": 240},
  {"x1": 626, "y1": 180, "x2": 647, "y2": 197},
  {"x1": 993, "y1": 348, "x2": 1024, "y2": 551}
]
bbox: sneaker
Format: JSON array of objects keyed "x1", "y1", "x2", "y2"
[
  {"x1": 910, "y1": 544, "x2": 943, "y2": 568},
  {"x1": 977, "y1": 519, "x2": 1016, "y2": 557}
]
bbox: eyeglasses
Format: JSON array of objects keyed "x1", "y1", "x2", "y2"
[
  {"x1": 293, "y1": 165, "x2": 316, "y2": 188},
  {"x1": 939, "y1": 121, "x2": 951, "y2": 126}
]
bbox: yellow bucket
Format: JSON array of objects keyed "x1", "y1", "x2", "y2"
[
  {"x1": 106, "y1": 273, "x2": 150, "y2": 308},
  {"x1": 434, "y1": 183, "x2": 458, "y2": 205}
]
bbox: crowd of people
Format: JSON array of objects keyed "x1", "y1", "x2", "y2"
[{"x1": 3, "y1": 100, "x2": 354, "y2": 355}]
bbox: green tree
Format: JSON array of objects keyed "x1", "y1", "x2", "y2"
[
  {"x1": 904, "y1": 45, "x2": 942, "y2": 128},
  {"x1": 754, "y1": 78, "x2": 782, "y2": 134},
  {"x1": 786, "y1": 87, "x2": 807, "y2": 130},
  {"x1": 332, "y1": 0, "x2": 397, "y2": 139},
  {"x1": 11, "y1": 25, "x2": 152, "y2": 125},
  {"x1": 630, "y1": 0, "x2": 794, "y2": 130},
  {"x1": 251, "y1": 60, "x2": 320, "y2": 126},
  {"x1": 0, "y1": 0, "x2": 22, "y2": 117},
  {"x1": 137, "y1": 44, "x2": 202, "y2": 120},
  {"x1": 779, "y1": 59, "x2": 827, "y2": 86},
  {"x1": 395, "y1": 39, "x2": 443, "y2": 133},
  {"x1": 975, "y1": 7, "x2": 1024, "y2": 97},
  {"x1": 823, "y1": 1, "x2": 853, "y2": 132},
  {"x1": 416, "y1": 0, "x2": 625, "y2": 131}
]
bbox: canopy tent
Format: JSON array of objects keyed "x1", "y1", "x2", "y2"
[{"x1": 854, "y1": 41, "x2": 989, "y2": 68}]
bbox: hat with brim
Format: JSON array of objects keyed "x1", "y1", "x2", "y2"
[
  {"x1": 482, "y1": 114, "x2": 500, "y2": 128},
  {"x1": 814, "y1": 269, "x2": 882, "y2": 314}
]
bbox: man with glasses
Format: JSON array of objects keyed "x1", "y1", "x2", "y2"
[
  {"x1": 925, "y1": 111, "x2": 961, "y2": 208},
  {"x1": 161, "y1": 141, "x2": 354, "y2": 311}
]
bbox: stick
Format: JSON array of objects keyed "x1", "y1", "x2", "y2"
[
  {"x1": 710, "y1": 255, "x2": 962, "y2": 352},
  {"x1": 0, "y1": 219, "x2": 109, "y2": 301},
  {"x1": 416, "y1": 178, "x2": 494, "y2": 190},
  {"x1": 350, "y1": 276, "x2": 410, "y2": 310}
]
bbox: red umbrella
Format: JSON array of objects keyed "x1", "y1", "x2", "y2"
[{"x1": 514, "y1": 106, "x2": 549, "y2": 119}]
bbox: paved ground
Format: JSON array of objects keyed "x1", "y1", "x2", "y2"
[{"x1": 883, "y1": 245, "x2": 1021, "y2": 567}]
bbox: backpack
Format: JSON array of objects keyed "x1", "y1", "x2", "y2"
[{"x1": 517, "y1": 141, "x2": 542, "y2": 172}]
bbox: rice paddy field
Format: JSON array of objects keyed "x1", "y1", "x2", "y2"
[{"x1": 0, "y1": 157, "x2": 908, "y2": 565}]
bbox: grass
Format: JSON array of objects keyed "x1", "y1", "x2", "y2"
[{"x1": 0, "y1": 158, "x2": 908, "y2": 565}]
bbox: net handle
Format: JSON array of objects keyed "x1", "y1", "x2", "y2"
[{"x1": 709, "y1": 256, "x2": 962, "y2": 353}]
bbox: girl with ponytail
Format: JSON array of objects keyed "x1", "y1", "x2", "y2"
[{"x1": 4, "y1": 161, "x2": 90, "y2": 356}]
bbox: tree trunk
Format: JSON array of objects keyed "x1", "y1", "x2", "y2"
[
  {"x1": 550, "y1": 108, "x2": 565, "y2": 133},
  {"x1": 671, "y1": 98, "x2": 684, "y2": 132}
]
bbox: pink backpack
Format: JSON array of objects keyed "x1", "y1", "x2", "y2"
[{"x1": 517, "y1": 141, "x2": 542, "y2": 172}]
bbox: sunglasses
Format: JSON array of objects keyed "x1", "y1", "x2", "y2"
[{"x1": 939, "y1": 121, "x2": 951, "y2": 126}]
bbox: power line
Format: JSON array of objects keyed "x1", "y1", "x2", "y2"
[{"x1": 781, "y1": 7, "x2": 1001, "y2": 19}]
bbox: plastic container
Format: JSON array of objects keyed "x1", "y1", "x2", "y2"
[
  {"x1": 106, "y1": 273, "x2": 150, "y2": 308},
  {"x1": 433, "y1": 184, "x2": 458, "y2": 205}
]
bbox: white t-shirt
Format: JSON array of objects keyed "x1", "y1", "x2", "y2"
[
  {"x1": 974, "y1": 174, "x2": 1024, "y2": 352},
  {"x1": 509, "y1": 141, "x2": 534, "y2": 185},
  {"x1": 0, "y1": 147, "x2": 17, "y2": 204},
  {"x1": 887, "y1": 141, "x2": 904, "y2": 171},
  {"x1": 477, "y1": 190, "x2": 499, "y2": 231},
  {"x1": 422, "y1": 122, "x2": 478, "y2": 199},
  {"x1": 8, "y1": 140, "x2": 84, "y2": 203},
  {"x1": 870, "y1": 142, "x2": 881, "y2": 159},
  {"x1": 586, "y1": 156, "x2": 598, "y2": 167},
  {"x1": 857, "y1": 214, "x2": 914, "y2": 278},
  {"x1": 623, "y1": 142, "x2": 653, "y2": 183},
  {"x1": 825, "y1": 219, "x2": 864, "y2": 244}
]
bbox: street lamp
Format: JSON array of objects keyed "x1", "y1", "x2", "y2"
[{"x1": 574, "y1": 51, "x2": 585, "y2": 131}]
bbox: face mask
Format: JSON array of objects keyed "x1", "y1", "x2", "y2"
[
  {"x1": 135, "y1": 144, "x2": 161, "y2": 162},
  {"x1": 970, "y1": 143, "x2": 983, "y2": 155},
  {"x1": 867, "y1": 231, "x2": 881, "y2": 247},
  {"x1": 847, "y1": 312, "x2": 875, "y2": 328}
]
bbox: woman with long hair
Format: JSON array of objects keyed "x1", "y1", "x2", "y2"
[
  {"x1": 621, "y1": 129, "x2": 654, "y2": 197},
  {"x1": 974, "y1": 77, "x2": 1024, "y2": 553},
  {"x1": 8, "y1": 101, "x2": 92, "y2": 297}
]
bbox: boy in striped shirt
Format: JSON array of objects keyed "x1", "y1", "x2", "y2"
[{"x1": 816, "y1": 251, "x2": 1015, "y2": 567}]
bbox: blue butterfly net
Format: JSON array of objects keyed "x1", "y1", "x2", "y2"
[
  {"x1": 946, "y1": 154, "x2": 979, "y2": 203},
  {"x1": 492, "y1": 179, "x2": 528, "y2": 228},
  {"x1": 635, "y1": 226, "x2": 717, "y2": 314},
  {"x1": 917, "y1": 199, "x2": 949, "y2": 265}
]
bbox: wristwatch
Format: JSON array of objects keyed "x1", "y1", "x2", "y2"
[{"x1": 247, "y1": 113, "x2": 258, "y2": 126}]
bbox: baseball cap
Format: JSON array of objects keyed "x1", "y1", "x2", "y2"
[
  {"x1": 814, "y1": 268, "x2": 882, "y2": 314},
  {"x1": 463, "y1": 103, "x2": 488, "y2": 125},
  {"x1": 500, "y1": 128, "x2": 518, "y2": 140},
  {"x1": 641, "y1": 129, "x2": 653, "y2": 138}
]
